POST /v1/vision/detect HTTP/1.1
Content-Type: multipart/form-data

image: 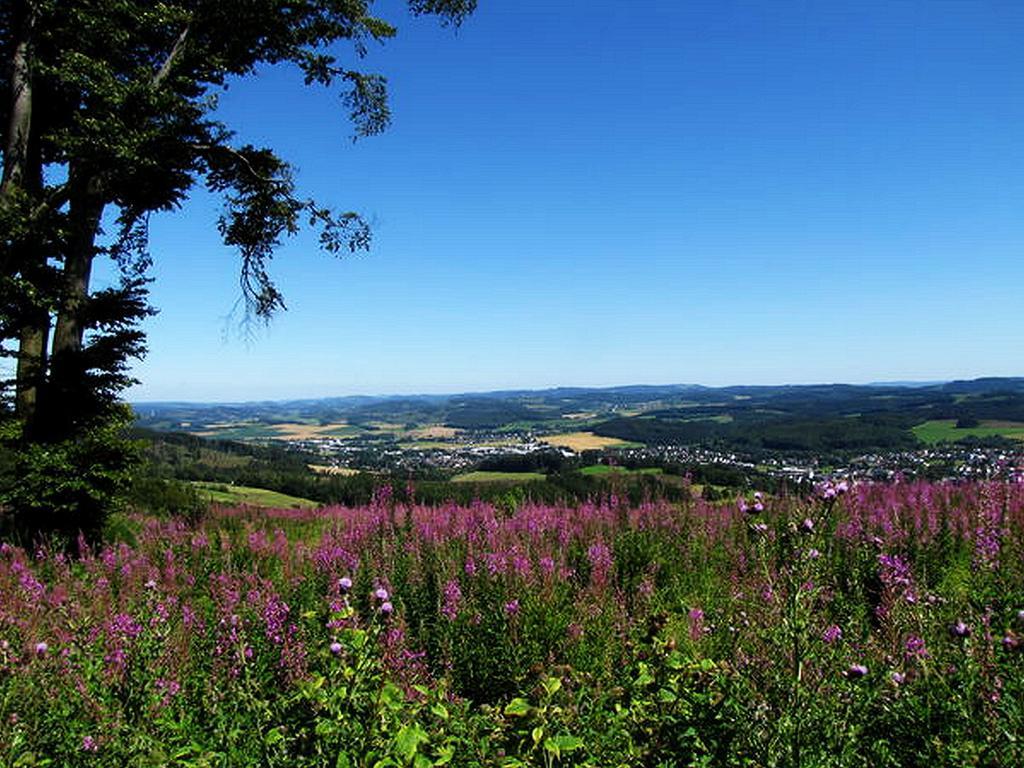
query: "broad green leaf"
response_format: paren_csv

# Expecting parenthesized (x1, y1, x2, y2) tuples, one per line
(503, 698, 532, 716)
(541, 676, 562, 696)
(395, 724, 429, 761)
(546, 734, 584, 754)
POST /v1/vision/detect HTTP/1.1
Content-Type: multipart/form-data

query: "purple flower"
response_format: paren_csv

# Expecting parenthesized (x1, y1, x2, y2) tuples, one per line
(441, 579, 462, 621)
(737, 498, 749, 514)
(751, 522, 769, 536)
(504, 599, 520, 616)
(822, 625, 842, 644)
(807, 548, 821, 560)
(374, 587, 389, 601)
(845, 663, 868, 679)
(329, 641, 343, 655)
(380, 601, 394, 615)
(799, 518, 815, 534)
(890, 671, 906, 685)
(338, 577, 353, 593)
(34, 642, 48, 656)
(904, 635, 929, 660)
(1002, 635, 1019, 651)
(82, 736, 98, 752)
(951, 620, 971, 639)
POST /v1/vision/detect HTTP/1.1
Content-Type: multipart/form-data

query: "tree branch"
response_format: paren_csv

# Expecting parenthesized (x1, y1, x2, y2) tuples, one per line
(153, 24, 191, 88)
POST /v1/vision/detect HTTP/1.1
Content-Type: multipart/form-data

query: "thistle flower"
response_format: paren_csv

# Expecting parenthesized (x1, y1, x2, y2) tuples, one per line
(951, 620, 971, 639)
(338, 577, 353, 593)
(800, 518, 815, 534)
(504, 599, 520, 616)
(380, 601, 394, 616)
(890, 671, 906, 685)
(34, 642, 47, 656)
(822, 624, 842, 644)
(82, 736, 98, 752)
(329, 641, 343, 655)
(374, 587, 389, 602)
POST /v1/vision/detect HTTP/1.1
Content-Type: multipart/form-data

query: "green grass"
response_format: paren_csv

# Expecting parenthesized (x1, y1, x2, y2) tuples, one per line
(450, 471, 547, 483)
(190, 482, 320, 508)
(912, 419, 1024, 444)
(579, 464, 663, 476)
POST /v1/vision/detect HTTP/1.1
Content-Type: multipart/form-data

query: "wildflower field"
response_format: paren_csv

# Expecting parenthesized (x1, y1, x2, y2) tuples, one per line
(2, 481, 1023, 766)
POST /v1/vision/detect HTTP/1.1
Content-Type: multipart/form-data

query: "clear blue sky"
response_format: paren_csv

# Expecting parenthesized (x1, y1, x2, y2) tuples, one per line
(115, 0, 1024, 402)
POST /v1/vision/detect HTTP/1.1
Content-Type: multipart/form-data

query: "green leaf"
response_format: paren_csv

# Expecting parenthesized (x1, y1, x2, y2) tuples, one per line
(503, 698, 532, 716)
(381, 682, 405, 710)
(544, 735, 584, 758)
(541, 676, 562, 696)
(395, 724, 429, 761)
(532, 726, 544, 746)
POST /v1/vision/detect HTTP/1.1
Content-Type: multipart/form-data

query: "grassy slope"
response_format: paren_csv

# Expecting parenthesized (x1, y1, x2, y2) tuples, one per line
(191, 482, 320, 509)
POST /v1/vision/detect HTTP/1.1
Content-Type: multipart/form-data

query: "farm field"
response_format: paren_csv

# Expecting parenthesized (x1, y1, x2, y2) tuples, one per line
(2, 480, 1023, 765)
(540, 431, 637, 451)
(912, 419, 1024, 444)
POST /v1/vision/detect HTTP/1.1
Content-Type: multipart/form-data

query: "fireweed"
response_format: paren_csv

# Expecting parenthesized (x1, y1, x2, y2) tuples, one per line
(0, 480, 1021, 765)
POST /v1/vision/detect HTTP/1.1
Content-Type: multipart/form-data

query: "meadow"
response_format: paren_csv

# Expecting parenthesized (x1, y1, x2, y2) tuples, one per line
(1, 480, 1023, 766)
(912, 419, 1024, 444)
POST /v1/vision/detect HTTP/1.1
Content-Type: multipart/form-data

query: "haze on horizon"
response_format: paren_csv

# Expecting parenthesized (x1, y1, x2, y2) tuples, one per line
(104, 0, 1022, 403)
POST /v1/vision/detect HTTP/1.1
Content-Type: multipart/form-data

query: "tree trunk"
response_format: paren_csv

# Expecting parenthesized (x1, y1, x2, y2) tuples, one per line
(0, 2, 33, 200)
(1, 1, 50, 423)
(51, 177, 105, 359)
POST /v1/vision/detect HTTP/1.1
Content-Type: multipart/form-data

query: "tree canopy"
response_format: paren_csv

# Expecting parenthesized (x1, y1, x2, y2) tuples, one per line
(0, 0, 477, 542)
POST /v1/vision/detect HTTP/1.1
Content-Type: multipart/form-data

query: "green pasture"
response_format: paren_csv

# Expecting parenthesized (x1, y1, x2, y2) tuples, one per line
(450, 471, 547, 483)
(579, 464, 664, 476)
(191, 482, 320, 509)
(912, 419, 1024, 444)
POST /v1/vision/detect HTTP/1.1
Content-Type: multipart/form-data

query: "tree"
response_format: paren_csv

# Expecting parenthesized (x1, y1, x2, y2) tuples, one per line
(0, 0, 477, 544)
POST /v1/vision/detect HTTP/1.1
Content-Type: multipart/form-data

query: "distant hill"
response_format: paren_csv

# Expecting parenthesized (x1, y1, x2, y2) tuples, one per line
(133, 377, 1024, 457)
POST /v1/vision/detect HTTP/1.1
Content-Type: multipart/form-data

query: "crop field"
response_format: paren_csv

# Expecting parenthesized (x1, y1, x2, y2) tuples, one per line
(307, 465, 362, 477)
(2, 481, 1023, 765)
(268, 422, 362, 440)
(912, 419, 1024, 444)
(540, 431, 636, 451)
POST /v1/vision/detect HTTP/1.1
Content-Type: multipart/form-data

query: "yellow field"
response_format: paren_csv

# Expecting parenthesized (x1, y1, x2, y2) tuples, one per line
(269, 422, 354, 440)
(540, 431, 629, 452)
(407, 426, 460, 440)
(307, 464, 360, 476)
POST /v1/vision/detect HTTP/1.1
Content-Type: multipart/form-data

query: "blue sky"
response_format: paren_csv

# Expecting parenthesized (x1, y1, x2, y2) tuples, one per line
(117, 0, 1024, 402)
